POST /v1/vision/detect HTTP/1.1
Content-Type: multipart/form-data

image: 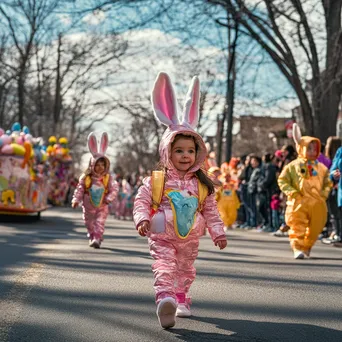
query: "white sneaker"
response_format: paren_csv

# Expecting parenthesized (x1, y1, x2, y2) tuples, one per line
(90, 239, 101, 248)
(294, 250, 305, 259)
(176, 303, 191, 317)
(156, 297, 177, 329)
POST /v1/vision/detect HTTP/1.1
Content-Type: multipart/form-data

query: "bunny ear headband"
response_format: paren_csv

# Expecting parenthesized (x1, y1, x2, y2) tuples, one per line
(292, 123, 302, 146)
(151, 72, 200, 129)
(87, 132, 109, 157)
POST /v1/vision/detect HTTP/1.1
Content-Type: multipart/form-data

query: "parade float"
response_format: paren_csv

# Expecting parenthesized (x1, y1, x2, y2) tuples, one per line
(47, 136, 73, 206)
(0, 123, 49, 218)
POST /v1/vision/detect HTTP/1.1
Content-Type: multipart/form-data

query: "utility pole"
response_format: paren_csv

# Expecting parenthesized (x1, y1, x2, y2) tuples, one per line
(216, 113, 224, 165)
(225, 14, 239, 163)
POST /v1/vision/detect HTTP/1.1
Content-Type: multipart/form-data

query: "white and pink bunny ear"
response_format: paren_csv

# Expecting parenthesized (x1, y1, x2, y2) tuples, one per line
(87, 132, 98, 156)
(99, 132, 109, 155)
(292, 123, 302, 145)
(182, 76, 200, 129)
(151, 72, 180, 126)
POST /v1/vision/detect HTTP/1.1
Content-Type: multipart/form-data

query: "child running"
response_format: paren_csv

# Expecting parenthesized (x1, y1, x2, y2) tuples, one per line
(133, 72, 227, 329)
(72, 132, 118, 248)
(278, 124, 332, 259)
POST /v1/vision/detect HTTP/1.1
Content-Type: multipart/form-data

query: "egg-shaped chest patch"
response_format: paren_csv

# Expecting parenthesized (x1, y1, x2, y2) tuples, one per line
(165, 189, 198, 239)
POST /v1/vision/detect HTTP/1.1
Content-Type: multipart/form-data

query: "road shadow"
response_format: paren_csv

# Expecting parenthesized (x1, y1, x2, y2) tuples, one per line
(171, 315, 342, 342)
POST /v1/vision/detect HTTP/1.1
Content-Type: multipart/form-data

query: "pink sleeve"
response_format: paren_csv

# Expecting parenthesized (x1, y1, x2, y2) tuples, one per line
(201, 193, 226, 243)
(72, 174, 86, 204)
(133, 176, 152, 228)
(105, 175, 119, 203)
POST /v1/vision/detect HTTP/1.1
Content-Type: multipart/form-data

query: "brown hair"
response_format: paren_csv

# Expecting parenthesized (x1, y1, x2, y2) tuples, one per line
(325, 136, 342, 160)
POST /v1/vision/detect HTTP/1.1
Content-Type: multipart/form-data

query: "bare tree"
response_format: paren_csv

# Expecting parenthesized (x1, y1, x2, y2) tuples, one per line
(0, 33, 17, 127)
(0, 0, 62, 126)
(198, 0, 342, 141)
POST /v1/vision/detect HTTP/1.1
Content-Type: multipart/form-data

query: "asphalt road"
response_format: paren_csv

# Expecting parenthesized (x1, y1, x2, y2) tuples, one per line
(0, 207, 341, 342)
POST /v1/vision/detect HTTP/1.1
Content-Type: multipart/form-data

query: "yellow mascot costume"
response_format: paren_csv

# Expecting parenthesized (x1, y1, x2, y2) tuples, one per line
(278, 124, 332, 259)
(217, 172, 240, 229)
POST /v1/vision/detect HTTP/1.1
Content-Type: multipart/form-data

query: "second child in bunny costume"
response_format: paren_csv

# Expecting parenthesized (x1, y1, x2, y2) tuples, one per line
(133, 72, 227, 329)
(72, 132, 118, 248)
(278, 124, 332, 259)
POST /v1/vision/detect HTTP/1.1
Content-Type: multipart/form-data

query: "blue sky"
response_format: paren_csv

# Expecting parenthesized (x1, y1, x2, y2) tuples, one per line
(67, 0, 296, 112)
(1, 0, 296, 119)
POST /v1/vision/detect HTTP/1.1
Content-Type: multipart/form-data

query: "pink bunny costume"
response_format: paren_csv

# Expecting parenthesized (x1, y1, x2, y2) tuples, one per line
(72, 132, 118, 243)
(133, 72, 226, 307)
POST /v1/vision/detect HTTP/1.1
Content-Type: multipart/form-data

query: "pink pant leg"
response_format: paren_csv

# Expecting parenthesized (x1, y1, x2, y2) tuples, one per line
(149, 238, 178, 304)
(148, 237, 199, 304)
(174, 238, 199, 296)
(83, 204, 96, 239)
(83, 201, 109, 241)
(93, 206, 109, 240)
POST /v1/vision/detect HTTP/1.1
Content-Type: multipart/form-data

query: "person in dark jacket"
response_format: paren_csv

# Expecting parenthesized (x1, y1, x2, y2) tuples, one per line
(247, 155, 262, 229)
(238, 155, 253, 228)
(257, 153, 280, 231)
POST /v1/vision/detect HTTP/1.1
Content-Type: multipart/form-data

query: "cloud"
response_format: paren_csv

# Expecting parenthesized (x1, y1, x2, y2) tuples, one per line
(56, 14, 72, 25)
(82, 10, 106, 26)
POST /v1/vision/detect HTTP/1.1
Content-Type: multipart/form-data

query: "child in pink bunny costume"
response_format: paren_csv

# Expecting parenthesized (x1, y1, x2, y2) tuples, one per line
(72, 132, 118, 248)
(133, 72, 227, 329)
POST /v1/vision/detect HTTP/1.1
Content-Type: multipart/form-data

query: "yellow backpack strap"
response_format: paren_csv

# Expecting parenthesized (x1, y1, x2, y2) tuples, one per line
(151, 170, 165, 212)
(84, 175, 91, 189)
(103, 174, 110, 191)
(197, 178, 208, 211)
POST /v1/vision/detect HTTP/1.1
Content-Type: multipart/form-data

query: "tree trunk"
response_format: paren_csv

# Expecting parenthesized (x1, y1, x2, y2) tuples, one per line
(17, 69, 25, 126)
(53, 34, 62, 133)
(312, 0, 342, 142)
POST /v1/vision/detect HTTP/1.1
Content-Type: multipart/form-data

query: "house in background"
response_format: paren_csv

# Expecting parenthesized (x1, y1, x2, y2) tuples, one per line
(207, 115, 294, 160)
(231, 115, 293, 157)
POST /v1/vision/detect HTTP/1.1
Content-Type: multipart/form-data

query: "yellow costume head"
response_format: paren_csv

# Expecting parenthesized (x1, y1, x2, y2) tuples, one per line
(293, 124, 320, 161)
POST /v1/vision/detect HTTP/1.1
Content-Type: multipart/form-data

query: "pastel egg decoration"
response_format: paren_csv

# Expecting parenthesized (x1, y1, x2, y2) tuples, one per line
(0, 134, 12, 149)
(11, 143, 26, 156)
(25, 134, 33, 143)
(1, 144, 14, 154)
(11, 122, 21, 133)
(11, 122, 21, 138)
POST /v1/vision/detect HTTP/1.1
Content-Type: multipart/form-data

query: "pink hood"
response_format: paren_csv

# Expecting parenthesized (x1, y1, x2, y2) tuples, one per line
(87, 131, 110, 175)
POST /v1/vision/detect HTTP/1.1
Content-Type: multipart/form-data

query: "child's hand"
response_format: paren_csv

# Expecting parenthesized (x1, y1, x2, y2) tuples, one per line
(137, 221, 150, 236)
(215, 239, 227, 250)
(333, 169, 340, 180)
(71, 202, 79, 209)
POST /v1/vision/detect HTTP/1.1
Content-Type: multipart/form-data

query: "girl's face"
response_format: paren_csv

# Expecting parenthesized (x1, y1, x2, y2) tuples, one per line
(171, 136, 196, 176)
(94, 159, 106, 175)
(307, 141, 318, 160)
